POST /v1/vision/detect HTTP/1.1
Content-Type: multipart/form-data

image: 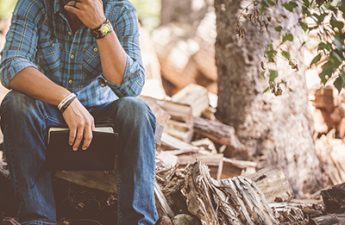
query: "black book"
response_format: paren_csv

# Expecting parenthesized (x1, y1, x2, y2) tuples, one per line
(46, 126, 118, 171)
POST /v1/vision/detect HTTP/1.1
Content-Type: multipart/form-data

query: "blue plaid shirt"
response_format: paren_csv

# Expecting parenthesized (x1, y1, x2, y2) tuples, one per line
(0, 0, 145, 108)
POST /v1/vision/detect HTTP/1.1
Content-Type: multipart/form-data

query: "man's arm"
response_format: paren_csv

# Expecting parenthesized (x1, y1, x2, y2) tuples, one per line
(65, 0, 145, 97)
(1, 0, 95, 151)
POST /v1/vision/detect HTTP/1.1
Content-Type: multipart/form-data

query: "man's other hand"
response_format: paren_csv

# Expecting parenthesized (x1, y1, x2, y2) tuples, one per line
(62, 99, 95, 151)
(64, 0, 106, 29)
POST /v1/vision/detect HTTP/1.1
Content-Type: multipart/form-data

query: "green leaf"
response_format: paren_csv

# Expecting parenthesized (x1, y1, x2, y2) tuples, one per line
(282, 33, 294, 42)
(310, 53, 321, 66)
(283, 1, 298, 12)
(318, 42, 332, 51)
(265, 44, 277, 63)
(312, 13, 327, 24)
(302, 0, 310, 7)
(334, 76, 344, 93)
(275, 26, 283, 32)
(299, 21, 308, 32)
(269, 70, 278, 82)
(330, 16, 344, 31)
(281, 50, 291, 60)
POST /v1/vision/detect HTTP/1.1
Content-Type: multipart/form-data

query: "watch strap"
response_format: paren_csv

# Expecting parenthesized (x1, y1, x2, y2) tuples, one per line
(91, 19, 113, 39)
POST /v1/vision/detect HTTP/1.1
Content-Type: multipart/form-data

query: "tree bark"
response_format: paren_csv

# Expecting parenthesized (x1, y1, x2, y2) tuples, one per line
(214, 0, 322, 195)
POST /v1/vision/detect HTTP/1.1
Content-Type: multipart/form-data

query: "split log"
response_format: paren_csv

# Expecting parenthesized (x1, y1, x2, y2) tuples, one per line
(321, 182, 345, 214)
(161, 133, 198, 151)
(142, 96, 194, 143)
(314, 87, 335, 113)
(315, 133, 345, 186)
(221, 157, 257, 179)
(193, 117, 246, 157)
(245, 168, 294, 203)
(181, 162, 278, 225)
(310, 214, 345, 225)
(177, 153, 223, 180)
(171, 84, 209, 117)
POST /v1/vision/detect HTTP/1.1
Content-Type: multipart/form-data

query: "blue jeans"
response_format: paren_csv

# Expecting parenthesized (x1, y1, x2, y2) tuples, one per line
(0, 90, 158, 225)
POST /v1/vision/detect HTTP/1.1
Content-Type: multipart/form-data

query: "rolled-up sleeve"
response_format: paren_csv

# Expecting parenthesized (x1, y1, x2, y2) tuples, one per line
(106, 4, 145, 97)
(0, 0, 40, 89)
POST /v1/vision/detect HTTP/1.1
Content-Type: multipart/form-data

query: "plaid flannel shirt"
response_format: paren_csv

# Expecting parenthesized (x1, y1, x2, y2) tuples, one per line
(0, 0, 145, 108)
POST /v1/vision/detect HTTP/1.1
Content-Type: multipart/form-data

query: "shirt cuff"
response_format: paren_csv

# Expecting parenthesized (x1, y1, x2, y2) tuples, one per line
(105, 54, 140, 97)
(0, 57, 38, 88)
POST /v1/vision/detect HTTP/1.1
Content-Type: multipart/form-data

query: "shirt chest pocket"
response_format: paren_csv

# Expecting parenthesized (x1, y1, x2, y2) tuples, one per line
(82, 45, 102, 79)
(36, 41, 61, 73)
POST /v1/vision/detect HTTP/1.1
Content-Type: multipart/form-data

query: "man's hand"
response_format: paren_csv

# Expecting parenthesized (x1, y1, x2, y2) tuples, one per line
(64, 0, 106, 29)
(62, 99, 95, 151)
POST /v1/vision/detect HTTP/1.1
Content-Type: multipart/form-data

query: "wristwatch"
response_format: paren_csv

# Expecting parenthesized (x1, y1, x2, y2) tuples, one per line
(91, 19, 113, 39)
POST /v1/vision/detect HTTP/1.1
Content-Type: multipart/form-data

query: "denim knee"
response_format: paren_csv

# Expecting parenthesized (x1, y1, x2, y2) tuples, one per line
(0, 90, 43, 120)
(115, 97, 156, 128)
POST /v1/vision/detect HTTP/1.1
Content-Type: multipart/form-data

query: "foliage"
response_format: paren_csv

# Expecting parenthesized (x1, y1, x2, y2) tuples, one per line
(239, 0, 344, 95)
(130, 0, 161, 30)
(0, 0, 17, 19)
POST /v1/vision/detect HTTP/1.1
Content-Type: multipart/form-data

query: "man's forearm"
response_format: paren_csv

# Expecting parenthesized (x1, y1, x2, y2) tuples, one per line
(96, 31, 127, 85)
(9, 67, 71, 106)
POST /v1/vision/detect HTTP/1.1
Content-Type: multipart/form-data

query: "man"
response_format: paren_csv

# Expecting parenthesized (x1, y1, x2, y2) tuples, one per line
(0, 0, 171, 224)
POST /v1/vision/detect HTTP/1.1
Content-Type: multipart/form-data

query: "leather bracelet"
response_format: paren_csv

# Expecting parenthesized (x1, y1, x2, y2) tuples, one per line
(60, 95, 77, 114)
(58, 93, 76, 111)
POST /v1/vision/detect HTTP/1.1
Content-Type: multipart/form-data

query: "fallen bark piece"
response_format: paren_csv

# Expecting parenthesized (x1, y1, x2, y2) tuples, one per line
(310, 213, 345, 225)
(181, 162, 278, 225)
(173, 214, 201, 225)
(321, 182, 345, 213)
(270, 202, 307, 225)
(193, 117, 246, 157)
(246, 168, 294, 203)
(155, 182, 175, 218)
(269, 200, 324, 225)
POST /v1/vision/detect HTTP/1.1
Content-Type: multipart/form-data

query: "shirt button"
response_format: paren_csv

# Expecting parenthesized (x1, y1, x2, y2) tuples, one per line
(70, 54, 75, 59)
(68, 79, 73, 85)
(99, 78, 107, 87)
(93, 47, 98, 52)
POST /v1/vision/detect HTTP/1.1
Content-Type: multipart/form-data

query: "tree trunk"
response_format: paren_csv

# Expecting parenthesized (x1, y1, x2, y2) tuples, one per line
(214, 0, 322, 195)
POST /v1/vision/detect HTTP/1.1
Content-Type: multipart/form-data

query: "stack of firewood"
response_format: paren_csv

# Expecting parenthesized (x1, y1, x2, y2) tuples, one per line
(310, 87, 345, 187)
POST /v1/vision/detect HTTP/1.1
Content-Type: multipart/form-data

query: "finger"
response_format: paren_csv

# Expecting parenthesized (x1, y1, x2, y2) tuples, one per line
(82, 122, 93, 150)
(69, 125, 77, 146)
(64, 4, 82, 16)
(90, 116, 95, 131)
(73, 125, 84, 151)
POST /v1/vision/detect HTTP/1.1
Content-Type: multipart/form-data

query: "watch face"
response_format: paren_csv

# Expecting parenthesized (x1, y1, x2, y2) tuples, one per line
(100, 25, 110, 34)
